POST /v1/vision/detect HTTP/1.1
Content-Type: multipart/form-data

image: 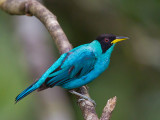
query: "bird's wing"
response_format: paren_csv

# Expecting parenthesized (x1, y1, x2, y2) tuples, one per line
(39, 46, 97, 89)
(15, 53, 69, 102)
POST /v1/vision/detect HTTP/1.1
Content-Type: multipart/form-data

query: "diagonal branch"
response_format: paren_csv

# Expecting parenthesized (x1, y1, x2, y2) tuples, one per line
(0, 0, 117, 120)
(0, 0, 72, 54)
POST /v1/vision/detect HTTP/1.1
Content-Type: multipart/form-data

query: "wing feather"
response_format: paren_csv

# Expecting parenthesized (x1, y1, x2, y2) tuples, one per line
(40, 47, 97, 89)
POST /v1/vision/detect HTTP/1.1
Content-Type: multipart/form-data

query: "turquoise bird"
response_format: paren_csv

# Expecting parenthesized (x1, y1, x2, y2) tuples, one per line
(15, 34, 128, 103)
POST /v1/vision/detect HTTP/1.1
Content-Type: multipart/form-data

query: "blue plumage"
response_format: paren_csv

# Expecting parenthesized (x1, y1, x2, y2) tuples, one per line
(15, 34, 128, 103)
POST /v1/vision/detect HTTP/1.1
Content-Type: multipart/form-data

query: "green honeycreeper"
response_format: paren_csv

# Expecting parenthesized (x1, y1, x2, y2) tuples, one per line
(15, 34, 128, 103)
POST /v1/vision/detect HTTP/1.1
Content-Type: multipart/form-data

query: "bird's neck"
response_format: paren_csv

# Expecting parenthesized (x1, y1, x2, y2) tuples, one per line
(90, 40, 116, 58)
(90, 41, 116, 73)
(99, 43, 116, 70)
(103, 43, 116, 59)
(98, 43, 116, 66)
(89, 40, 103, 56)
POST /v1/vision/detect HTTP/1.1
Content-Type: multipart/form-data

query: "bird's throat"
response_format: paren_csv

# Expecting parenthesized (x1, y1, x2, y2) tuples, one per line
(98, 41, 113, 53)
(103, 44, 116, 57)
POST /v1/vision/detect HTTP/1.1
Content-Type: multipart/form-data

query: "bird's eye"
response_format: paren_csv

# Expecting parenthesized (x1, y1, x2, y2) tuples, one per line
(104, 38, 109, 42)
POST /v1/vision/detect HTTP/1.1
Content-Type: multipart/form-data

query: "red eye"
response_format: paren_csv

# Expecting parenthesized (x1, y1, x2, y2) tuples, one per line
(104, 38, 109, 42)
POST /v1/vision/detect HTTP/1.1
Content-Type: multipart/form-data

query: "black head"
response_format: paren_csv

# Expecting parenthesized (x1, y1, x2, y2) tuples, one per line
(96, 34, 116, 53)
(96, 34, 128, 53)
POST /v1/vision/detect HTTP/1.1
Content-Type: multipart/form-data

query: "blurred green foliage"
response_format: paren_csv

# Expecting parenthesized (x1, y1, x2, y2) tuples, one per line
(0, 11, 36, 120)
(0, 0, 160, 120)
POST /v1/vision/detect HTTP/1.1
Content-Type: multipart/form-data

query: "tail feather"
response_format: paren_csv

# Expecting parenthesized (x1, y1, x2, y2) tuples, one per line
(15, 81, 38, 103)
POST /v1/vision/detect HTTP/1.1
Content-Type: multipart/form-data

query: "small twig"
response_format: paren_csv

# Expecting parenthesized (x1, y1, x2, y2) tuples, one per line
(100, 96, 117, 120)
(0, 0, 117, 119)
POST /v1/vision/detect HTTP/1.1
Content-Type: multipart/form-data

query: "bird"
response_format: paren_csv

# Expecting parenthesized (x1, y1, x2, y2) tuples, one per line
(15, 34, 128, 103)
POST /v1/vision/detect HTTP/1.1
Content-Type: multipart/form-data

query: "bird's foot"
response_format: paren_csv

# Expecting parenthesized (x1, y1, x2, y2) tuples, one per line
(69, 90, 96, 106)
(78, 98, 96, 106)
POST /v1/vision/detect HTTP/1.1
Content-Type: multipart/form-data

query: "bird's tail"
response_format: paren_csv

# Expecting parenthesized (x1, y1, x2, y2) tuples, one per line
(15, 81, 39, 103)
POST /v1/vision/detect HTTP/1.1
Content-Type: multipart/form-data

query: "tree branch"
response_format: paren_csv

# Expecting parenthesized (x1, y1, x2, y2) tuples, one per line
(0, 0, 117, 120)
(0, 0, 72, 54)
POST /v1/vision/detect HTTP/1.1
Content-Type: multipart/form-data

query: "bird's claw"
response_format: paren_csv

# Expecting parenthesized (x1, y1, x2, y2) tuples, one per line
(78, 98, 85, 103)
(69, 90, 96, 106)
(78, 98, 96, 106)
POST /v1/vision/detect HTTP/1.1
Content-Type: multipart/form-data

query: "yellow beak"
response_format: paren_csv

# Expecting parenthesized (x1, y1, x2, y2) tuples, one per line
(111, 36, 129, 44)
